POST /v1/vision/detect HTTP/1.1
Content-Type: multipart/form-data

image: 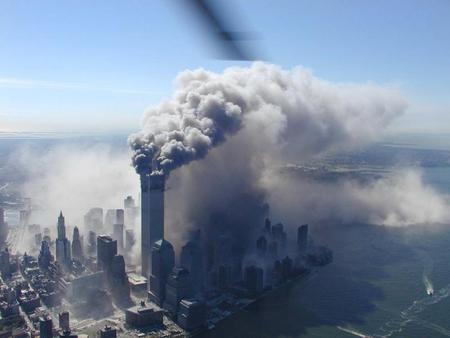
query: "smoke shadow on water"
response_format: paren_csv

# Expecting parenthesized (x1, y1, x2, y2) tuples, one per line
(198, 223, 423, 338)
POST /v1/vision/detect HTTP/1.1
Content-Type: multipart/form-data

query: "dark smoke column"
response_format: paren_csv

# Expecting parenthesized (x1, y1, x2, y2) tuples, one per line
(140, 172, 165, 277)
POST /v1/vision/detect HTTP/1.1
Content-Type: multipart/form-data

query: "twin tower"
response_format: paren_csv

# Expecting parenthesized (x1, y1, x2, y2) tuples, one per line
(140, 172, 165, 278)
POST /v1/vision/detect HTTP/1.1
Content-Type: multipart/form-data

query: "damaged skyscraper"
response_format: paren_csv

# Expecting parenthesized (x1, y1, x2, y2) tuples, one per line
(140, 172, 165, 277)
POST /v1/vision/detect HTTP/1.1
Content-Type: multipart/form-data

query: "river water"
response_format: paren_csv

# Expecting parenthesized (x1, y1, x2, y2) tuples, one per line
(200, 166, 450, 338)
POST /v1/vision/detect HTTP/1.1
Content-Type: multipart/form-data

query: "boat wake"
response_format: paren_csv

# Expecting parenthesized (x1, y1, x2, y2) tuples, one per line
(421, 250, 435, 296)
(373, 251, 450, 337)
(337, 326, 372, 337)
(423, 274, 434, 296)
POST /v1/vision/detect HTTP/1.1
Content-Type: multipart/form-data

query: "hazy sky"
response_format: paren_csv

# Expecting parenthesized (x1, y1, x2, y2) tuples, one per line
(1, 0, 449, 133)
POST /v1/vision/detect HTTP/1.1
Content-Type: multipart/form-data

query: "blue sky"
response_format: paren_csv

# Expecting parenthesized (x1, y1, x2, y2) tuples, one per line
(1, 0, 449, 133)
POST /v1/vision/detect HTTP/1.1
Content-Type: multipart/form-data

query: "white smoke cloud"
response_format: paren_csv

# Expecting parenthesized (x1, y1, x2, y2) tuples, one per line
(12, 142, 138, 233)
(263, 169, 450, 227)
(132, 62, 448, 237)
(129, 62, 406, 175)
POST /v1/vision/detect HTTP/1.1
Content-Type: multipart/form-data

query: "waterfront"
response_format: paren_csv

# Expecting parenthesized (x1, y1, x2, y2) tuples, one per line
(201, 166, 450, 338)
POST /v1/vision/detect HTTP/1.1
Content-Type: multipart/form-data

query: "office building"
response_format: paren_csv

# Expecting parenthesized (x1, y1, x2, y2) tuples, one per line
(125, 229, 135, 252)
(113, 223, 124, 253)
(58, 311, 70, 332)
(71, 227, 83, 261)
(38, 240, 53, 269)
(180, 240, 204, 295)
(97, 236, 117, 271)
(163, 267, 192, 317)
(0, 207, 7, 246)
(87, 230, 97, 256)
(39, 315, 53, 338)
(148, 239, 174, 306)
(297, 224, 308, 252)
(0, 247, 11, 279)
(99, 326, 117, 338)
(55, 212, 71, 267)
(84, 207, 103, 232)
(177, 299, 207, 331)
(140, 173, 165, 277)
(110, 255, 130, 301)
(244, 265, 264, 295)
(125, 301, 163, 327)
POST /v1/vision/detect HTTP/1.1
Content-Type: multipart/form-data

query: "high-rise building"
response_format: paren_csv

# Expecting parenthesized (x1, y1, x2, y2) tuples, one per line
(87, 230, 97, 256)
(125, 229, 135, 252)
(57, 211, 66, 240)
(148, 239, 174, 306)
(58, 311, 70, 332)
(39, 316, 53, 338)
(256, 236, 267, 256)
(0, 207, 7, 246)
(124, 196, 135, 209)
(110, 255, 130, 301)
(99, 325, 117, 338)
(38, 240, 54, 269)
(113, 223, 124, 253)
(272, 222, 287, 249)
(177, 299, 207, 331)
(264, 218, 271, 234)
(164, 267, 192, 317)
(71, 227, 83, 261)
(104, 209, 124, 232)
(104, 209, 116, 229)
(297, 224, 308, 252)
(244, 265, 264, 295)
(0, 207, 4, 226)
(0, 247, 11, 279)
(124, 196, 137, 227)
(55, 212, 71, 267)
(19, 209, 30, 227)
(141, 173, 165, 277)
(115, 209, 124, 225)
(84, 208, 103, 232)
(180, 240, 205, 295)
(97, 236, 117, 271)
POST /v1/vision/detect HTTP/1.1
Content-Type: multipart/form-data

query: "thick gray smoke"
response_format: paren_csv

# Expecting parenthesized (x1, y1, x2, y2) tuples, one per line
(129, 62, 406, 175)
(130, 62, 437, 249)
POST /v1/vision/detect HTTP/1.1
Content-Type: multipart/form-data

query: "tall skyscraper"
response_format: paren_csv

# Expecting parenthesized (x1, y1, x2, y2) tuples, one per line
(297, 224, 308, 252)
(141, 173, 165, 277)
(57, 211, 66, 240)
(84, 207, 103, 232)
(0, 247, 11, 279)
(110, 255, 130, 301)
(244, 265, 264, 295)
(125, 229, 135, 252)
(124, 195, 137, 227)
(55, 211, 71, 267)
(180, 240, 205, 295)
(97, 235, 117, 271)
(88, 230, 97, 256)
(38, 240, 53, 269)
(0, 207, 7, 247)
(148, 239, 174, 306)
(124, 196, 135, 209)
(39, 316, 53, 338)
(71, 226, 83, 261)
(113, 223, 124, 253)
(163, 267, 192, 317)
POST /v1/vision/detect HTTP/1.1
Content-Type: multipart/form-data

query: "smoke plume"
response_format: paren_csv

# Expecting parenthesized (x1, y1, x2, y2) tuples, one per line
(131, 62, 450, 243)
(129, 62, 406, 175)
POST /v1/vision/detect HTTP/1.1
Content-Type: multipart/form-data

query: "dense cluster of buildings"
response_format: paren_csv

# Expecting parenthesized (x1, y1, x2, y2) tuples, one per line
(0, 173, 332, 337)
(139, 172, 331, 331)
